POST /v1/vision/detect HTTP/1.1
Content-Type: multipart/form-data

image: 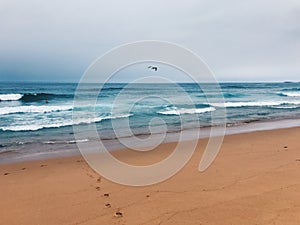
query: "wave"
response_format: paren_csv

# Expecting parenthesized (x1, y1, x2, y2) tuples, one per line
(158, 106, 215, 115)
(223, 93, 247, 98)
(0, 93, 72, 102)
(0, 105, 73, 115)
(272, 105, 299, 109)
(21, 93, 72, 102)
(0, 114, 132, 131)
(211, 101, 300, 108)
(0, 94, 23, 101)
(222, 85, 244, 89)
(277, 92, 300, 97)
(102, 87, 125, 91)
(281, 88, 300, 92)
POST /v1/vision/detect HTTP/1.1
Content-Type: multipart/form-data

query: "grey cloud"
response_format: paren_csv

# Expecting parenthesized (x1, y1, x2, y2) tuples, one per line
(0, 0, 299, 82)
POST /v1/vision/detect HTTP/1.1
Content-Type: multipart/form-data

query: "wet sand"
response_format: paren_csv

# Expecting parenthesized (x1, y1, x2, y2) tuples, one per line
(1, 127, 300, 225)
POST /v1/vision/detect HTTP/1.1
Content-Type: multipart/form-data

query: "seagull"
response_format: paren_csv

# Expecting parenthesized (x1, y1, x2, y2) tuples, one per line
(148, 66, 158, 71)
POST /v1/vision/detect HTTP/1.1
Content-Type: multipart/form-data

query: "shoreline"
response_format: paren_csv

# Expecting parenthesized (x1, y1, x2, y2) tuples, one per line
(1, 117, 300, 164)
(1, 126, 300, 224)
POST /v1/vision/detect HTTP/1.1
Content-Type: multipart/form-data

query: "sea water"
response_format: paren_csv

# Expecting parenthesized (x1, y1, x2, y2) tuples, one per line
(1, 82, 300, 162)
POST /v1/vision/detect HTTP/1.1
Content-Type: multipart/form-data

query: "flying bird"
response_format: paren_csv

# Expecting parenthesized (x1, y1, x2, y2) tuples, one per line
(148, 66, 158, 71)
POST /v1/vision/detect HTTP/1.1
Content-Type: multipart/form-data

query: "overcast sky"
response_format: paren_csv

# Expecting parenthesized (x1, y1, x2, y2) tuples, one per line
(0, 0, 299, 82)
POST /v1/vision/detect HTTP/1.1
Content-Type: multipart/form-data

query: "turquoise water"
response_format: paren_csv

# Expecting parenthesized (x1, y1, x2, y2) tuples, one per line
(1, 82, 300, 162)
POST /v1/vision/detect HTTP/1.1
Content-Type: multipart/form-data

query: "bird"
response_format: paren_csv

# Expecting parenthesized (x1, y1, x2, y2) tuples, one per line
(148, 66, 158, 71)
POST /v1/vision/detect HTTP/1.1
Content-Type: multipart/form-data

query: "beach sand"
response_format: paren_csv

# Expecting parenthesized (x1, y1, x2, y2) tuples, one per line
(1, 127, 300, 225)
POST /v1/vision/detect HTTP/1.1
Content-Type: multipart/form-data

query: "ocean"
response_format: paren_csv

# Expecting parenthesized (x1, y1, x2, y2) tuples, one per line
(1, 82, 300, 163)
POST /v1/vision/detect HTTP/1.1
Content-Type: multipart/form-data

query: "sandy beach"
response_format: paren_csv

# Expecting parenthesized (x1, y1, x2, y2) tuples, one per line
(1, 127, 300, 225)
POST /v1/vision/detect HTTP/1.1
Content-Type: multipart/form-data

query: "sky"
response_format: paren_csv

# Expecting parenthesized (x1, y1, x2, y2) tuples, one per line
(0, 0, 299, 82)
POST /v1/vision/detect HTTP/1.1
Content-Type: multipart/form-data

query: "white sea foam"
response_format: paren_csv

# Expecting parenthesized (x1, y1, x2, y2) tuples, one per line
(0, 114, 132, 131)
(43, 139, 89, 144)
(0, 94, 23, 101)
(158, 107, 215, 115)
(43, 141, 57, 144)
(68, 139, 89, 144)
(272, 105, 299, 109)
(0, 105, 73, 115)
(279, 92, 300, 97)
(211, 101, 300, 108)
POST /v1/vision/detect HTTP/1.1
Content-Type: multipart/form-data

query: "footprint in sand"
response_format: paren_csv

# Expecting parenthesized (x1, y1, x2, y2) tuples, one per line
(114, 211, 123, 218)
(95, 186, 101, 191)
(21, 167, 26, 170)
(97, 177, 101, 182)
(103, 193, 110, 197)
(4, 172, 9, 176)
(105, 203, 111, 208)
(40, 164, 47, 167)
(87, 173, 94, 178)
